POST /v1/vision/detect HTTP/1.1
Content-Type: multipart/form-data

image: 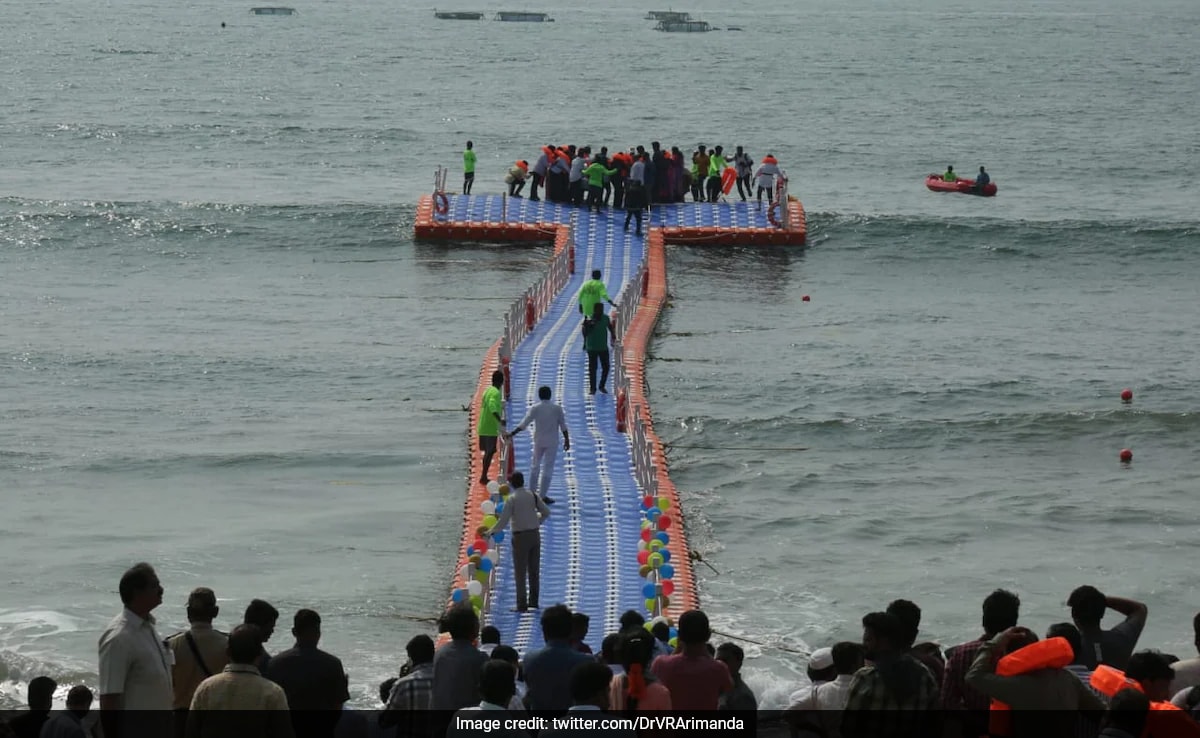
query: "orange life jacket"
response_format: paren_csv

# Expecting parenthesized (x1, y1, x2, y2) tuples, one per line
(988, 637, 1074, 736)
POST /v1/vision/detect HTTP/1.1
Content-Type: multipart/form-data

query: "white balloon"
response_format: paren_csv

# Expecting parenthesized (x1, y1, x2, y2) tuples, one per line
(486, 550, 500, 564)
(486, 480, 500, 495)
(459, 564, 469, 581)
(468, 580, 483, 597)
(481, 500, 496, 515)
(638, 540, 647, 551)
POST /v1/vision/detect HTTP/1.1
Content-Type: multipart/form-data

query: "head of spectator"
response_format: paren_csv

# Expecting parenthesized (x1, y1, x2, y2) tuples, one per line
(407, 634, 435, 667)
(291, 608, 321, 648)
(65, 685, 93, 717)
(861, 611, 906, 662)
(379, 677, 397, 706)
(833, 641, 866, 676)
(571, 613, 590, 648)
(538, 386, 552, 402)
(1104, 688, 1150, 736)
(491, 370, 504, 388)
(651, 621, 670, 647)
(227, 624, 264, 665)
(600, 633, 621, 666)
(716, 642, 745, 679)
(807, 646, 836, 683)
(540, 604, 573, 644)
(887, 599, 922, 650)
(1068, 585, 1108, 631)
(119, 562, 163, 617)
(244, 599, 279, 642)
(1046, 622, 1084, 662)
(1125, 650, 1175, 702)
(490, 645, 519, 669)
(27, 676, 57, 712)
(508, 471, 525, 490)
(481, 626, 501, 647)
(570, 662, 614, 710)
(620, 629, 656, 674)
(676, 610, 712, 654)
(186, 587, 219, 625)
(443, 603, 480, 644)
(478, 660, 517, 708)
(619, 610, 645, 633)
(982, 589, 1021, 637)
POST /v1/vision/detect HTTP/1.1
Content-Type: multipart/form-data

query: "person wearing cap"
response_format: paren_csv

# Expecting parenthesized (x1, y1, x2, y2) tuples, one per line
(505, 160, 529, 198)
(39, 685, 94, 738)
(786, 642, 864, 737)
(165, 588, 230, 733)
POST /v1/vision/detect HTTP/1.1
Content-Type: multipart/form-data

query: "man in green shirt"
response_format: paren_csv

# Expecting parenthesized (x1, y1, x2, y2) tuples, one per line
(477, 369, 505, 484)
(463, 140, 476, 195)
(578, 270, 614, 318)
(582, 303, 616, 395)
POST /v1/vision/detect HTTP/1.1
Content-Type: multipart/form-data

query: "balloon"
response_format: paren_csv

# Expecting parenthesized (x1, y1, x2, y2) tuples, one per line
(660, 595, 670, 609)
(648, 552, 663, 569)
(452, 588, 467, 603)
(470, 594, 483, 610)
(668, 636, 678, 650)
(660, 564, 675, 579)
(641, 528, 653, 542)
(475, 570, 489, 584)
(479, 558, 494, 573)
(657, 497, 671, 511)
(493, 530, 505, 543)
(474, 539, 488, 554)
(468, 580, 482, 597)
(487, 480, 500, 495)
(486, 549, 499, 564)
(482, 515, 498, 529)
(642, 496, 655, 509)
(645, 598, 656, 613)
(642, 583, 657, 598)
(481, 500, 496, 515)
(498, 483, 510, 495)
(660, 549, 671, 563)
(648, 540, 662, 552)
(655, 532, 669, 545)
(469, 554, 482, 566)
(637, 550, 650, 565)
(458, 564, 469, 580)
(466, 546, 475, 557)
(644, 622, 654, 633)
(662, 580, 675, 596)
(669, 626, 678, 639)
(657, 515, 672, 530)
(638, 540, 647, 552)
(639, 564, 652, 577)
(646, 508, 661, 522)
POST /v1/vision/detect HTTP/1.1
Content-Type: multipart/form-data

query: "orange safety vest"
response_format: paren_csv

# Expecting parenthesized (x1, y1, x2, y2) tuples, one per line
(988, 637, 1074, 736)
(1089, 665, 1188, 720)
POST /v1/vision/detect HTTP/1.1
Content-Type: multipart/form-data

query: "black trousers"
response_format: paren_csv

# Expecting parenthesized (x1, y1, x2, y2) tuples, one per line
(569, 179, 585, 205)
(587, 350, 611, 393)
(612, 177, 625, 209)
(530, 171, 544, 199)
(707, 175, 722, 202)
(509, 179, 525, 196)
(623, 208, 643, 234)
(736, 174, 751, 200)
(586, 184, 604, 211)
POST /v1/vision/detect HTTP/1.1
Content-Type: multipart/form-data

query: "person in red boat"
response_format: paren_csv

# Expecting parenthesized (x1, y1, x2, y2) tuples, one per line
(974, 166, 991, 194)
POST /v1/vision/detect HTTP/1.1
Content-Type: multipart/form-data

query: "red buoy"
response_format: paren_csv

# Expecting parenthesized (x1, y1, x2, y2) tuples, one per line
(1120, 388, 1133, 403)
(1119, 448, 1133, 463)
(801, 295, 811, 302)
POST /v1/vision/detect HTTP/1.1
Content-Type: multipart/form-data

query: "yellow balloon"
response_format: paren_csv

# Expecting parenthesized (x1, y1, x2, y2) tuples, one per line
(648, 540, 663, 552)
(482, 515, 498, 529)
(648, 552, 663, 569)
(657, 497, 670, 511)
(475, 570, 489, 584)
(498, 483, 510, 495)
(645, 598, 656, 612)
(470, 595, 483, 609)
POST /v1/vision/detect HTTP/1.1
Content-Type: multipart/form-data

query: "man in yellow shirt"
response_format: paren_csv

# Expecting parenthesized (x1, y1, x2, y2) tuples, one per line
(477, 370, 505, 485)
(944, 165, 957, 182)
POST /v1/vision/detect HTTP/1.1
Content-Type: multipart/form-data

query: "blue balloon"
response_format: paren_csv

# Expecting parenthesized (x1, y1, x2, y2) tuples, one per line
(655, 532, 669, 545)
(646, 508, 661, 522)
(466, 546, 475, 557)
(642, 583, 657, 598)
(660, 549, 671, 562)
(452, 589, 467, 603)
(493, 530, 505, 543)
(479, 558, 494, 573)
(660, 564, 675, 579)
(669, 627, 678, 639)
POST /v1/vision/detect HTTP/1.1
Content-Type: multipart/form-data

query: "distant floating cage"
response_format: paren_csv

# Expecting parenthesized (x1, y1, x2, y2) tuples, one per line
(645, 10, 691, 22)
(655, 19, 712, 32)
(494, 10, 553, 21)
(249, 6, 296, 14)
(434, 10, 484, 19)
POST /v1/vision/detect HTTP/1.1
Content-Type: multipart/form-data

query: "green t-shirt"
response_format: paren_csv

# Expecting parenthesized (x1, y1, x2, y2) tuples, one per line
(464, 149, 477, 174)
(583, 163, 617, 188)
(478, 385, 502, 436)
(944, 170, 956, 182)
(584, 314, 611, 353)
(578, 278, 609, 316)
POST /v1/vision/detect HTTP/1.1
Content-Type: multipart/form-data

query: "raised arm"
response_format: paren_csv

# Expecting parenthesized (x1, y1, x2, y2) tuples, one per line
(1105, 595, 1149, 624)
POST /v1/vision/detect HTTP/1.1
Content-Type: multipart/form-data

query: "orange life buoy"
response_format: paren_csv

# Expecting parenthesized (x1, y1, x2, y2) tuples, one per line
(768, 201, 782, 227)
(433, 192, 449, 215)
(720, 167, 737, 195)
(989, 638, 1073, 736)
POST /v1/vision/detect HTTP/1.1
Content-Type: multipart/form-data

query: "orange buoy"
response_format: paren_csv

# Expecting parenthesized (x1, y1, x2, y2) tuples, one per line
(433, 192, 450, 215)
(1119, 448, 1133, 463)
(720, 167, 736, 195)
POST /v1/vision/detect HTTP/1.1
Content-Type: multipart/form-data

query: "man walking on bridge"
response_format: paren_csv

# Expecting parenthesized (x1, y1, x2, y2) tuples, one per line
(583, 303, 617, 396)
(507, 386, 568, 505)
(578, 270, 615, 319)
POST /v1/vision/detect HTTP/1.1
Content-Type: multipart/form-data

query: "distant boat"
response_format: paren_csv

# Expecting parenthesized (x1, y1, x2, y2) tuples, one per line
(645, 10, 691, 22)
(726, 25, 743, 31)
(655, 19, 712, 32)
(250, 6, 296, 14)
(494, 11, 553, 22)
(434, 10, 484, 20)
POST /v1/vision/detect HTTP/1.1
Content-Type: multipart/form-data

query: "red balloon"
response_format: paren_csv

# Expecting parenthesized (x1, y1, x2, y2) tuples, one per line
(473, 538, 488, 554)
(640, 528, 653, 542)
(637, 550, 650, 565)
(642, 496, 655, 509)
(661, 580, 675, 596)
(657, 515, 672, 530)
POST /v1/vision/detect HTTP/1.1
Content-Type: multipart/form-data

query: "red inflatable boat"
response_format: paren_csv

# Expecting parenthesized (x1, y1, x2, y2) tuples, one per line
(925, 174, 997, 197)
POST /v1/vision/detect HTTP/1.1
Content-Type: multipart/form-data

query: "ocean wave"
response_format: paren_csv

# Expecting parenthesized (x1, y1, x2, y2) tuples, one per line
(69, 449, 415, 474)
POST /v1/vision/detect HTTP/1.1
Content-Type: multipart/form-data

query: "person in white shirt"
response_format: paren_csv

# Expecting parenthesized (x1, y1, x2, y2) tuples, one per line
(98, 562, 173, 738)
(786, 642, 863, 738)
(486, 472, 550, 612)
(507, 386, 569, 505)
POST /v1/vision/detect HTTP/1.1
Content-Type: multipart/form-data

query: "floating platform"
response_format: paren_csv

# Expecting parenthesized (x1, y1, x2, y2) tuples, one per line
(656, 19, 712, 32)
(645, 10, 692, 22)
(415, 194, 807, 246)
(435, 10, 484, 20)
(428, 192, 804, 654)
(494, 11, 553, 22)
(249, 6, 296, 14)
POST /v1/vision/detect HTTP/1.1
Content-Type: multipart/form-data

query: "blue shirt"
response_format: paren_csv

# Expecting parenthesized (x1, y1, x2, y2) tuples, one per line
(976, 171, 990, 186)
(523, 641, 596, 712)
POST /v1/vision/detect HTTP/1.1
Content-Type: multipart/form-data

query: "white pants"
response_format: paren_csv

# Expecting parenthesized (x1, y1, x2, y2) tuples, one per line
(529, 442, 558, 496)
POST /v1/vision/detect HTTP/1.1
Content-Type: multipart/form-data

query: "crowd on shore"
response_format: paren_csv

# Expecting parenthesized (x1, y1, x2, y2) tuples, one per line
(4, 562, 1200, 738)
